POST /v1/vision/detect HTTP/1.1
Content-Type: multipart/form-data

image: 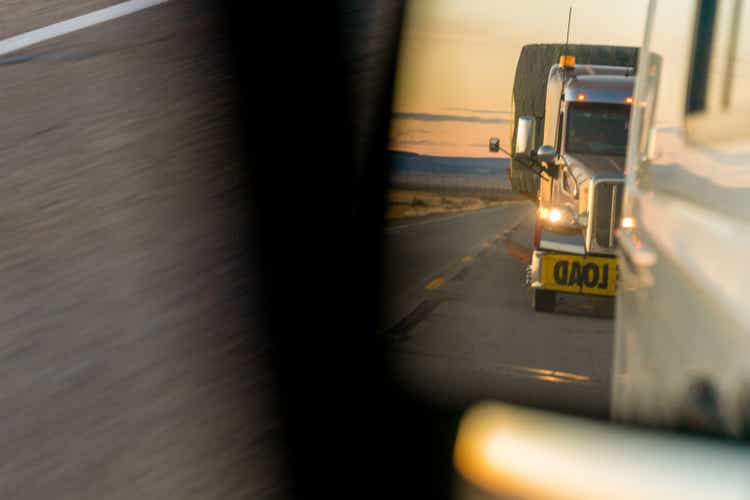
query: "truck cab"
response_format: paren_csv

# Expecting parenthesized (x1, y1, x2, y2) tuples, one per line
(522, 58, 635, 312)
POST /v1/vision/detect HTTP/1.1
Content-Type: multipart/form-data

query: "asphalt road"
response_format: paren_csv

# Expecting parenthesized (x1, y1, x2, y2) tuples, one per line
(0, 2, 285, 498)
(382, 203, 529, 330)
(382, 202, 615, 419)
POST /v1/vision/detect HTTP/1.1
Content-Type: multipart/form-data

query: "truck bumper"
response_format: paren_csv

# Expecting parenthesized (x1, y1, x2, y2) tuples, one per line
(527, 249, 617, 297)
(528, 249, 545, 289)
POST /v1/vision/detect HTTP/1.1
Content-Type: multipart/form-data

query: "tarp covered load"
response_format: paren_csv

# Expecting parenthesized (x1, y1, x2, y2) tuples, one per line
(509, 43, 639, 196)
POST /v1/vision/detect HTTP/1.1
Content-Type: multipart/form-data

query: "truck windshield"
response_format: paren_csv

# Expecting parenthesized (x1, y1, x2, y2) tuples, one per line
(565, 103, 630, 156)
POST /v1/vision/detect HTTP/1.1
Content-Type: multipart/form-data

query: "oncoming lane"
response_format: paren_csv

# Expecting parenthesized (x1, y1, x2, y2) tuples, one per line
(381, 202, 531, 331)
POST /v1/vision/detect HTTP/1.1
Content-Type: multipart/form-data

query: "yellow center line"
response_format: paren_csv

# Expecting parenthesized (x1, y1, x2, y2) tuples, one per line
(534, 375, 574, 384)
(518, 367, 592, 381)
(425, 278, 445, 290)
(462, 256, 474, 264)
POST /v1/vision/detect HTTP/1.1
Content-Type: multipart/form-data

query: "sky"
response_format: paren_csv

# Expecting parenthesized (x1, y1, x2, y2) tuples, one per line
(389, 0, 650, 158)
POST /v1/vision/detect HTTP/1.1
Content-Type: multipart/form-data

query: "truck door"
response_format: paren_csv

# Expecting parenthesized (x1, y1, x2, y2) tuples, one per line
(539, 112, 564, 205)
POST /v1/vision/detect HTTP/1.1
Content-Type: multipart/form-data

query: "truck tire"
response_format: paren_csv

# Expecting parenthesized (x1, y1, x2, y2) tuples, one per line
(533, 289, 556, 313)
(603, 297, 615, 318)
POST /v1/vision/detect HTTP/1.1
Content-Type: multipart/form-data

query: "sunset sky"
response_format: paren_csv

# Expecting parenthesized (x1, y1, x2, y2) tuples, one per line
(389, 0, 650, 158)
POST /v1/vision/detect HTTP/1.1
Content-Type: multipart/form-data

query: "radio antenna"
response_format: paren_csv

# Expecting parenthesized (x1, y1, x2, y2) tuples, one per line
(560, 6, 573, 79)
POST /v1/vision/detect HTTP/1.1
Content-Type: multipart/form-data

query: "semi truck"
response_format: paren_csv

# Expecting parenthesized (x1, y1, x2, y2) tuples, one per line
(497, 44, 639, 313)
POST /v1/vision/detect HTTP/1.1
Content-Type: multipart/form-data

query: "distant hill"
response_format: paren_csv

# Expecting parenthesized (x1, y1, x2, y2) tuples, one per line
(389, 150, 508, 175)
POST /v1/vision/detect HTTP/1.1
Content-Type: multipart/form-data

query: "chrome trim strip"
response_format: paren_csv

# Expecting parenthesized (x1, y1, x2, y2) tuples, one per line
(529, 250, 543, 288)
(539, 229, 586, 255)
(541, 240, 587, 255)
(609, 184, 618, 247)
(586, 177, 624, 255)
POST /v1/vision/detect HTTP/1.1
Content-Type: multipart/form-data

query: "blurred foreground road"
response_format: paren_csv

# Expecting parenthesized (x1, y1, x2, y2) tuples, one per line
(383, 202, 614, 418)
(0, 2, 285, 498)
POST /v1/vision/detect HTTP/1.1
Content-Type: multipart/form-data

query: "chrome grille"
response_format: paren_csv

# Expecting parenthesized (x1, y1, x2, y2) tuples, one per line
(592, 182, 624, 249)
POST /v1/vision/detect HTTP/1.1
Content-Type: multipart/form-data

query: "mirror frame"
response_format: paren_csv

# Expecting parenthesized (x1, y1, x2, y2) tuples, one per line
(536, 145, 559, 178)
(515, 115, 536, 157)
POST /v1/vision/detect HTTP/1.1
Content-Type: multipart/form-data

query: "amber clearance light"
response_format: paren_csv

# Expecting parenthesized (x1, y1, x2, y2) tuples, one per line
(625, 96, 634, 104)
(576, 93, 586, 102)
(559, 55, 576, 67)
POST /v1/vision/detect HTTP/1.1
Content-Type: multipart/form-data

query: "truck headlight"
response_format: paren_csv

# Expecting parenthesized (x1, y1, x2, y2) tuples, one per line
(540, 206, 577, 227)
(549, 208, 563, 223)
(621, 216, 635, 229)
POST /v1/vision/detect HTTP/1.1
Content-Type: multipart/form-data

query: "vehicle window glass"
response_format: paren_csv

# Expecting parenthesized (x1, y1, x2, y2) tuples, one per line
(566, 103, 630, 156)
(686, 0, 718, 113)
(682, 0, 750, 143)
(725, 0, 750, 110)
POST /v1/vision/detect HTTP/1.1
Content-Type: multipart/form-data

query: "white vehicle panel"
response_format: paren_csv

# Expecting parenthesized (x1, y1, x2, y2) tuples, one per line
(613, 0, 750, 435)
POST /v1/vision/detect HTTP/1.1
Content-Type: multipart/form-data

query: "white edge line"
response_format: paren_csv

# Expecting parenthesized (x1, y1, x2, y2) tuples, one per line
(386, 204, 516, 232)
(0, 0, 170, 57)
(386, 208, 496, 232)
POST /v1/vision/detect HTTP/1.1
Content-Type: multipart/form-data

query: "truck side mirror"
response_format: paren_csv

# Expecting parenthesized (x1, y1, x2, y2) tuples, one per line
(489, 137, 500, 153)
(515, 116, 536, 158)
(536, 145, 559, 178)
